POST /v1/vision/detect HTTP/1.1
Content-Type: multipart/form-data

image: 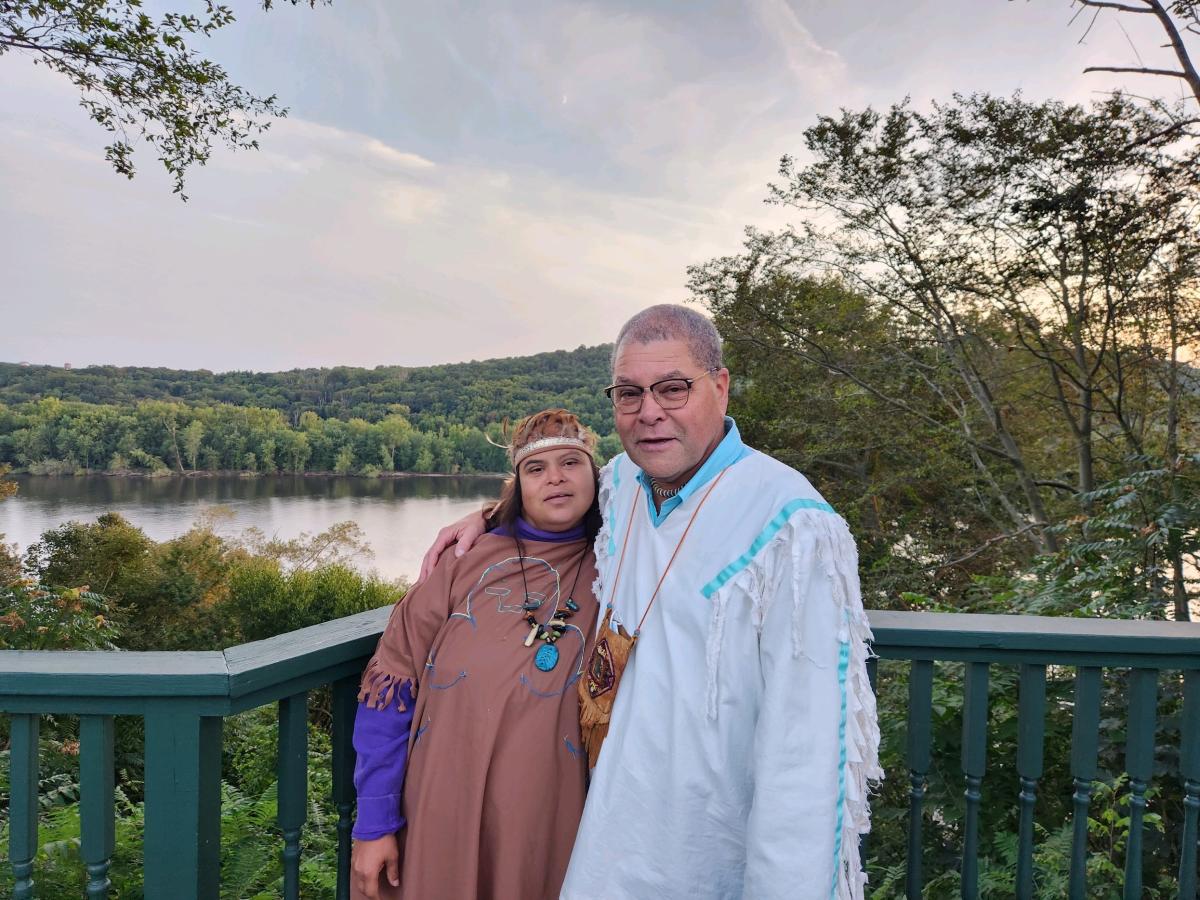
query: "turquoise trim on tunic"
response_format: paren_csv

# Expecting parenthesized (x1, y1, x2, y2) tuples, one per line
(635, 417, 752, 528)
(606, 456, 622, 557)
(830, 636, 851, 899)
(699, 497, 836, 599)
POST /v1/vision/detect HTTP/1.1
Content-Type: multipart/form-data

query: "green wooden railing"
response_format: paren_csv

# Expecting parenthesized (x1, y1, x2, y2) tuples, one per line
(1, 607, 386, 900)
(2, 609, 1198, 899)
(870, 611, 1200, 900)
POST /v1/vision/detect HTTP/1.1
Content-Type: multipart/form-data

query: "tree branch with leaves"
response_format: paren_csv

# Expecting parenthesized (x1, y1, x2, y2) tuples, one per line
(0, 0, 327, 198)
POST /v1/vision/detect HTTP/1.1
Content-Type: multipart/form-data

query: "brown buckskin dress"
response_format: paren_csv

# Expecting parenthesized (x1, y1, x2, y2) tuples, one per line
(355, 532, 599, 900)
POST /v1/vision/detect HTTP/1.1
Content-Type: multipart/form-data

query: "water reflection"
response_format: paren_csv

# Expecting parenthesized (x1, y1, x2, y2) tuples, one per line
(1, 474, 504, 581)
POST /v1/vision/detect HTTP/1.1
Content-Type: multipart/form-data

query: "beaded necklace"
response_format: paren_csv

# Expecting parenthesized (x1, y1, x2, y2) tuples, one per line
(514, 535, 589, 673)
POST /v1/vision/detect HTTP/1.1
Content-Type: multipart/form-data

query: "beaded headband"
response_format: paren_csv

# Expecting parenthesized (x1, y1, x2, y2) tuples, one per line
(512, 435, 594, 466)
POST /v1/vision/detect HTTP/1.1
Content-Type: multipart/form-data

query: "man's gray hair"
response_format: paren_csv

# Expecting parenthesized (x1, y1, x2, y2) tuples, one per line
(611, 305, 723, 373)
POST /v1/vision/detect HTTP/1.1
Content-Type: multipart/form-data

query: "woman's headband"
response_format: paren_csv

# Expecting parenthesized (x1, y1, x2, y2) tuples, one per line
(512, 435, 594, 467)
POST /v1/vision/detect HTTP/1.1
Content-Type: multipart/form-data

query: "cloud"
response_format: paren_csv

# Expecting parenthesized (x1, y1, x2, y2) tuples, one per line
(748, 0, 847, 86)
(0, 87, 730, 369)
(365, 139, 437, 170)
(2, 0, 1192, 374)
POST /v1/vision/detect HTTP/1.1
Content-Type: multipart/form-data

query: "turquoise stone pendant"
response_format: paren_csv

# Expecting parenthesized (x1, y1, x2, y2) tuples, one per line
(534, 643, 559, 672)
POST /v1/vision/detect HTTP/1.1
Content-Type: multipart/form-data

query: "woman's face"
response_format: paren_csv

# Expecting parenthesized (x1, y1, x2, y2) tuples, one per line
(517, 446, 596, 533)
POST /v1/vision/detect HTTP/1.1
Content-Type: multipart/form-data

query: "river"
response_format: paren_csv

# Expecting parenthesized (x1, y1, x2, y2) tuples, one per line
(0, 474, 504, 582)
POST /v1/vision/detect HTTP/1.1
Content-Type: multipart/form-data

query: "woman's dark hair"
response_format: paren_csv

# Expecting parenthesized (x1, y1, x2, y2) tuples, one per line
(486, 458, 603, 542)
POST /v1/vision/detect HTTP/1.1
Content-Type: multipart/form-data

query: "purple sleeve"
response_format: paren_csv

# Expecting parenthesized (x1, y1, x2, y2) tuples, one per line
(351, 681, 415, 840)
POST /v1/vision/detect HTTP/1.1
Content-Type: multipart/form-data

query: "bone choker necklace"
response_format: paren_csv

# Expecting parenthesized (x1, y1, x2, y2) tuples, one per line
(650, 479, 681, 498)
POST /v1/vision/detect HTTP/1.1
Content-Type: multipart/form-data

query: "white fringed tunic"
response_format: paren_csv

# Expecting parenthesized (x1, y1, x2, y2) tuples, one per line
(561, 419, 881, 900)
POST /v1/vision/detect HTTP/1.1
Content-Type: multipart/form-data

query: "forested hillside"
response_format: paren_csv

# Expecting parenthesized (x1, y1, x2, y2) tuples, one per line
(0, 344, 615, 434)
(0, 345, 621, 476)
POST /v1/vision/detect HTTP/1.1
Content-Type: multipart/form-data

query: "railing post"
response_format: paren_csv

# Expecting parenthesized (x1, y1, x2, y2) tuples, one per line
(9, 714, 39, 900)
(1068, 666, 1102, 900)
(1177, 669, 1198, 900)
(1015, 664, 1046, 899)
(332, 675, 360, 900)
(1123, 669, 1158, 900)
(279, 692, 310, 900)
(80, 715, 116, 900)
(960, 662, 989, 900)
(906, 659, 934, 900)
(860, 655, 879, 867)
(144, 710, 223, 900)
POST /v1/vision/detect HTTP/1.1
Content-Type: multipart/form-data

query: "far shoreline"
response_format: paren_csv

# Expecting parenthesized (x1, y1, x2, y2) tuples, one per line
(10, 468, 509, 480)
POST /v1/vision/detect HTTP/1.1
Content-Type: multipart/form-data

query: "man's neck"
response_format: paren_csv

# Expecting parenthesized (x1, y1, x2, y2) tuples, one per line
(650, 430, 725, 511)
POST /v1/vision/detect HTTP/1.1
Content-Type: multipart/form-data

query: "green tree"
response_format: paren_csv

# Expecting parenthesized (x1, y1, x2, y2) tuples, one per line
(0, 0, 328, 197)
(413, 445, 435, 474)
(692, 92, 1199, 613)
(278, 428, 311, 473)
(1023, 455, 1200, 619)
(0, 462, 15, 501)
(182, 419, 205, 471)
(24, 512, 157, 598)
(0, 463, 19, 585)
(332, 445, 354, 474)
(376, 413, 412, 472)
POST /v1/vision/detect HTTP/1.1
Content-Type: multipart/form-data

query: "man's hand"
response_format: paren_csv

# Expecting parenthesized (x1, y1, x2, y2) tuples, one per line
(352, 834, 400, 898)
(416, 509, 488, 583)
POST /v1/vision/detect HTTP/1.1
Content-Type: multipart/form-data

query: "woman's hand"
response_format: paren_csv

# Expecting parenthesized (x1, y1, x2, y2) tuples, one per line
(416, 510, 488, 583)
(352, 834, 400, 898)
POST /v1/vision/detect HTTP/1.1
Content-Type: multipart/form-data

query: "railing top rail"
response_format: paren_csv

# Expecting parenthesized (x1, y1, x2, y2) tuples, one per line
(0, 607, 391, 699)
(224, 606, 388, 697)
(869, 610, 1200, 659)
(2, 609, 1198, 704)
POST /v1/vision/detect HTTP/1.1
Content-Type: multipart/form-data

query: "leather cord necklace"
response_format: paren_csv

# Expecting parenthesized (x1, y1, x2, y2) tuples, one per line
(577, 466, 728, 766)
(621, 466, 727, 638)
(514, 534, 589, 673)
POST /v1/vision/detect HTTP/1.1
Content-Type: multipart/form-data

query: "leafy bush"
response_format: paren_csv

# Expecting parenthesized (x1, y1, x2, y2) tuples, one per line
(0, 581, 120, 650)
(0, 537, 19, 587)
(223, 560, 402, 644)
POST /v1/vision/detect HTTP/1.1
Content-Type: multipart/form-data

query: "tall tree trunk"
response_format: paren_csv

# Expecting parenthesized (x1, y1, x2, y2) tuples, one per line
(1164, 291, 1190, 621)
(941, 323, 1060, 554)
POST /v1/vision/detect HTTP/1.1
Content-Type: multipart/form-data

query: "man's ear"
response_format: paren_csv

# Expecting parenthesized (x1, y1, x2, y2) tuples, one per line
(715, 367, 731, 412)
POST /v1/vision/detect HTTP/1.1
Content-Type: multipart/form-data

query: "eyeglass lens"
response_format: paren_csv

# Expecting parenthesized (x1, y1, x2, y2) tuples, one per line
(611, 379, 692, 411)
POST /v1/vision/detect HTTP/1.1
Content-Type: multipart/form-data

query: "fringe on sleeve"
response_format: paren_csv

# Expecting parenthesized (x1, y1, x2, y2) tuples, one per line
(357, 655, 418, 712)
(591, 457, 618, 613)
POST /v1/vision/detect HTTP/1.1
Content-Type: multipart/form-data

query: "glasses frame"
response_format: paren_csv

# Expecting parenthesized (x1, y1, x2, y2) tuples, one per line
(603, 367, 719, 413)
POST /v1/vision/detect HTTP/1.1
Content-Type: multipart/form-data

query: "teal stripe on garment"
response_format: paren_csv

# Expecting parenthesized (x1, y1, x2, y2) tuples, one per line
(699, 497, 836, 599)
(606, 456, 622, 557)
(829, 636, 851, 900)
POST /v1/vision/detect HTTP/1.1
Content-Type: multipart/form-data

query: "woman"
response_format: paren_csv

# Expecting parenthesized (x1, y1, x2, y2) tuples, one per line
(351, 409, 602, 900)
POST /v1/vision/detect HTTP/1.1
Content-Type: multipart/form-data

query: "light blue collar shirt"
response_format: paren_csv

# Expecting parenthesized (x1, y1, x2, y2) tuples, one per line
(635, 416, 751, 527)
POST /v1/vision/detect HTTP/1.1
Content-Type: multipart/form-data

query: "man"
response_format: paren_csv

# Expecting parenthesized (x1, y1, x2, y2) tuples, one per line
(420, 305, 880, 899)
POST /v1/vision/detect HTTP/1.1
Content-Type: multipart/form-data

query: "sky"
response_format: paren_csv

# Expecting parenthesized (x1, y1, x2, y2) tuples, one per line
(0, 0, 1192, 372)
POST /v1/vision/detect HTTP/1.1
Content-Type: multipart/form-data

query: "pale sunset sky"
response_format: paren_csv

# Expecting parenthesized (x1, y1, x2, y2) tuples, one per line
(0, 0, 1191, 371)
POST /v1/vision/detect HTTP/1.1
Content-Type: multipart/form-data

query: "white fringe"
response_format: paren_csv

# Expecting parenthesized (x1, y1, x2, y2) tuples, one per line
(591, 459, 617, 615)
(833, 605, 883, 900)
(703, 584, 734, 718)
(701, 508, 883, 900)
(819, 514, 883, 900)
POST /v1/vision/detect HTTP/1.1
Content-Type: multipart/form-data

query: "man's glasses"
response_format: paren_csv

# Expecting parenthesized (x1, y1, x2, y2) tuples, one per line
(603, 368, 718, 414)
